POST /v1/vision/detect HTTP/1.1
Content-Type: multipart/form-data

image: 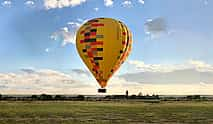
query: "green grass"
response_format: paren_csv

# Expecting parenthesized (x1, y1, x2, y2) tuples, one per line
(0, 101, 213, 124)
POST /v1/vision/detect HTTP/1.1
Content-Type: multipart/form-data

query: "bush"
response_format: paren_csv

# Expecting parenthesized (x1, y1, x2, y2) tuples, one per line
(31, 95, 38, 100)
(39, 94, 53, 100)
(186, 95, 200, 100)
(76, 95, 85, 100)
(55, 95, 65, 100)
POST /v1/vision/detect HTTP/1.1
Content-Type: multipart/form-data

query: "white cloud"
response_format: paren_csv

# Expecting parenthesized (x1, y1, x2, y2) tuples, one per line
(45, 48, 49, 52)
(122, 0, 132, 8)
(144, 17, 169, 39)
(0, 68, 132, 95)
(1, 68, 213, 95)
(120, 0, 144, 8)
(0, 69, 81, 94)
(67, 22, 81, 28)
(135, 84, 213, 95)
(50, 19, 86, 46)
(72, 69, 90, 76)
(51, 27, 76, 46)
(204, 0, 208, 5)
(200, 81, 207, 86)
(77, 18, 84, 22)
(128, 60, 186, 73)
(94, 7, 99, 11)
(44, 0, 87, 9)
(108, 77, 213, 95)
(25, 1, 35, 8)
(138, 0, 144, 4)
(21, 68, 36, 74)
(128, 60, 213, 73)
(189, 60, 213, 72)
(62, 27, 69, 32)
(1, 0, 12, 7)
(104, 0, 113, 7)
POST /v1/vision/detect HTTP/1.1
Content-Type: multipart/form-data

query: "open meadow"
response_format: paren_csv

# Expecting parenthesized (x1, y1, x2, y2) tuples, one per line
(0, 101, 213, 124)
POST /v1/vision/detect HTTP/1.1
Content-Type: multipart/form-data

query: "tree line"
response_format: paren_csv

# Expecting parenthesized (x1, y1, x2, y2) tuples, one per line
(0, 94, 85, 101)
(0, 94, 160, 101)
(0, 94, 209, 101)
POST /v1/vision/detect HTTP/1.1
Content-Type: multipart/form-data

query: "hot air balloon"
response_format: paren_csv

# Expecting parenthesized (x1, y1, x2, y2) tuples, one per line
(76, 18, 132, 93)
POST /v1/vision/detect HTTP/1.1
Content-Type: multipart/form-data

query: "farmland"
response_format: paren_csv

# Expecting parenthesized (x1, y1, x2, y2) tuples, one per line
(0, 101, 213, 124)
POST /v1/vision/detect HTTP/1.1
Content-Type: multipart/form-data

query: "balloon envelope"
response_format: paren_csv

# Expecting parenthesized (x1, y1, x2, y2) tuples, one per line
(76, 18, 132, 88)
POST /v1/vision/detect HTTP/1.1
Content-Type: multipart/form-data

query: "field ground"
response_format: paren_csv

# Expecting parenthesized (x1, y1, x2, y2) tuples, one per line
(0, 101, 213, 124)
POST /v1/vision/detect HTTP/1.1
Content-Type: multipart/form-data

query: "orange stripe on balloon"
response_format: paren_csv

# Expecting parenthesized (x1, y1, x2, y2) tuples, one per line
(85, 35, 90, 39)
(90, 41, 103, 45)
(80, 31, 85, 34)
(90, 32, 96, 36)
(91, 23, 104, 27)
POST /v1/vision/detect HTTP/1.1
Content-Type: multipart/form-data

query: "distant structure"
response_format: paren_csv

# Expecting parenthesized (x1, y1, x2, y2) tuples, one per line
(126, 90, 129, 98)
(138, 92, 142, 96)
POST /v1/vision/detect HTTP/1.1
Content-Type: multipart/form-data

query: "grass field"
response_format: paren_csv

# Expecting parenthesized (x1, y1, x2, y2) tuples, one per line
(0, 101, 213, 124)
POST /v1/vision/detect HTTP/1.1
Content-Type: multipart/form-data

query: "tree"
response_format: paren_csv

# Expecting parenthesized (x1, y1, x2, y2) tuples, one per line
(126, 90, 128, 98)
(76, 95, 85, 100)
(55, 95, 65, 100)
(40, 94, 52, 100)
(138, 92, 142, 96)
(31, 95, 38, 100)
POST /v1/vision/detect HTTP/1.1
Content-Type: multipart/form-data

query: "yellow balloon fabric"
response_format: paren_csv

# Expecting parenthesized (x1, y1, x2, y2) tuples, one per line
(76, 18, 133, 88)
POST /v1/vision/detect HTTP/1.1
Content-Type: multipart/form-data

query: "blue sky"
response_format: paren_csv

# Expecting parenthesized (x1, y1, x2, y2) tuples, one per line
(1, 0, 213, 94)
(0, 0, 212, 72)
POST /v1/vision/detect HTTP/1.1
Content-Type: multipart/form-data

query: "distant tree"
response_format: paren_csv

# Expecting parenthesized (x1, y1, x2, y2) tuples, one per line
(130, 95, 136, 99)
(201, 97, 207, 101)
(31, 95, 38, 100)
(186, 95, 192, 100)
(0, 94, 2, 100)
(126, 90, 128, 98)
(55, 95, 65, 100)
(40, 94, 53, 100)
(194, 95, 201, 99)
(105, 95, 111, 99)
(76, 95, 85, 100)
(138, 92, 142, 96)
(186, 95, 200, 100)
(154, 95, 159, 99)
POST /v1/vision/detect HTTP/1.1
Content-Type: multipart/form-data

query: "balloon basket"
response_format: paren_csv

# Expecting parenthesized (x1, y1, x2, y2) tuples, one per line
(98, 88, 106, 93)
